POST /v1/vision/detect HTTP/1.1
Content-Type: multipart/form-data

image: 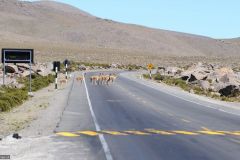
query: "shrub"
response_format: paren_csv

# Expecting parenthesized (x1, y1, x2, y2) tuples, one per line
(0, 74, 54, 112)
(154, 74, 165, 81)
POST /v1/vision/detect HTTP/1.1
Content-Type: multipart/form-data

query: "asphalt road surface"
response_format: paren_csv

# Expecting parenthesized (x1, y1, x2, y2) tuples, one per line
(56, 71, 240, 160)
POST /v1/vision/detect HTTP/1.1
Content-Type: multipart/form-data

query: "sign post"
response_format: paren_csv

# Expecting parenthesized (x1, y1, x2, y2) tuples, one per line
(147, 63, 154, 79)
(1, 49, 34, 95)
(53, 61, 60, 90)
(64, 59, 69, 80)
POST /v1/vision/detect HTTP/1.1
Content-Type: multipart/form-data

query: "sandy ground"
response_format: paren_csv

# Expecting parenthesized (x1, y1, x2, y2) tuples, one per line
(0, 73, 73, 139)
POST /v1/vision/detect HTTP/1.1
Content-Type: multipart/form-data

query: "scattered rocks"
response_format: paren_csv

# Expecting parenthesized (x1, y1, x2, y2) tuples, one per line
(163, 62, 240, 99)
(0, 63, 53, 87)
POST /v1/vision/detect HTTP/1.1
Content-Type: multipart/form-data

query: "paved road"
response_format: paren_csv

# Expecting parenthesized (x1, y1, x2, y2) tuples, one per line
(56, 71, 240, 160)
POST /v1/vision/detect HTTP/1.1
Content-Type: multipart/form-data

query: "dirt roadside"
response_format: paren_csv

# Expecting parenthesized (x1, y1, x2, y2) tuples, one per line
(0, 73, 74, 139)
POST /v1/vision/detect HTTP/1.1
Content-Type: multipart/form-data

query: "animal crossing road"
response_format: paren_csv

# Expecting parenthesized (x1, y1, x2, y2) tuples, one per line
(56, 71, 240, 160)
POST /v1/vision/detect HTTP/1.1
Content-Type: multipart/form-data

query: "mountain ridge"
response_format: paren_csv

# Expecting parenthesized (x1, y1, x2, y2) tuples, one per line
(0, 0, 239, 63)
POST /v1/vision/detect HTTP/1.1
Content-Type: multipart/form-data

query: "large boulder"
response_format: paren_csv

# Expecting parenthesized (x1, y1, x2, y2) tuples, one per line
(5, 65, 18, 73)
(180, 62, 211, 82)
(219, 85, 240, 97)
(199, 80, 210, 90)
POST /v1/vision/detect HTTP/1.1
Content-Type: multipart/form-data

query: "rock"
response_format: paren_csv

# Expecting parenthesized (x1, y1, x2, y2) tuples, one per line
(210, 92, 221, 97)
(79, 65, 87, 71)
(5, 65, 18, 73)
(20, 71, 30, 77)
(199, 80, 210, 90)
(166, 67, 182, 75)
(189, 89, 194, 94)
(219, 85, 240, 97)
(12, 133, 22, 139)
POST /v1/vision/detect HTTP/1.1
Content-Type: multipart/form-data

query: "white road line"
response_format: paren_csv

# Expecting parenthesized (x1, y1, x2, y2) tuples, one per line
(120, 73, 240, 117)
(83, 73, 113, 160)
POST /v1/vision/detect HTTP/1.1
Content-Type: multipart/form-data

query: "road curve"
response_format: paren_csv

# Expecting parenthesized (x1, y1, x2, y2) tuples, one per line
(57, 71, 240, 160)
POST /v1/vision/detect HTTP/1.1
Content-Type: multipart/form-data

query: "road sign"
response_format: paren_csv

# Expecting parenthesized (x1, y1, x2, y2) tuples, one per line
(63, 59, 70, 66)
(1, 48, 34, 95)
(53, 61, 61, 71)
(147, 63, 153, 70)
(2, 48, 34, 63)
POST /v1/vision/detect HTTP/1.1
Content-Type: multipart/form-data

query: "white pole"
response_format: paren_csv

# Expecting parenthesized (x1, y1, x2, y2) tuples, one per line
(55, 67, 58, 89)
(65, 63, 68, 80)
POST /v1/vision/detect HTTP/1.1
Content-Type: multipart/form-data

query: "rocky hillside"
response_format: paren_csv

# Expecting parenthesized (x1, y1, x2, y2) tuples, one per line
(0, 0, 239, 63)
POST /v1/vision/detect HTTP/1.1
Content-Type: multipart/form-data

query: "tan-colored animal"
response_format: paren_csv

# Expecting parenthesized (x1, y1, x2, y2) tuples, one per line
(76, 76, 83, 83)
(90, 75, 99, 85)
(59, 79, 67, 85)
(106, 74, 117, 85)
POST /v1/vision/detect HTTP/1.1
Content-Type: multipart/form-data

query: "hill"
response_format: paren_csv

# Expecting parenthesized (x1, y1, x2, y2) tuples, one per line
(0, 0, 239, 64)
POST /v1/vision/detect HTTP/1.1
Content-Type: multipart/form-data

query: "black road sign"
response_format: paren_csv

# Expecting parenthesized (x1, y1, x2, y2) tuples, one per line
(63, 59, 70, 66)
(1, 48, 34, 63)
(53, 61, 61, 71)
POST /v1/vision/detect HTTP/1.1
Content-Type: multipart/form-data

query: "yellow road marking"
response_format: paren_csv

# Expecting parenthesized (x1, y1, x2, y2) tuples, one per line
(77, 131, 98, 136)
(56, 132, 80, 137)
(198, 131, 225, 135)
(125, 131, 150, 135)
(56, 130, 240, 137)
(145, 129, 175, 135)
(218, 131, 240, 136)
(102, 131, 128, 136)
(173, 131, 198, 135)
(232, 131, 240, 136)
(181, 119, 191, 123)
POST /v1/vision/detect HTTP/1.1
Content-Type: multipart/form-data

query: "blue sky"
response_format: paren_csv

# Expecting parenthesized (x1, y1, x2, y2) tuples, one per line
(32, 0, 240, 38)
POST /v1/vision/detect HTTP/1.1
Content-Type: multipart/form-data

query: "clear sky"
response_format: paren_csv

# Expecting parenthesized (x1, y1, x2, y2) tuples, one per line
(31, 0, 240, 39)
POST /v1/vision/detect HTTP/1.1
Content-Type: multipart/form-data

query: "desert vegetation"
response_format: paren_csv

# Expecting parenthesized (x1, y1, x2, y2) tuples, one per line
(0, 74, 54, 112)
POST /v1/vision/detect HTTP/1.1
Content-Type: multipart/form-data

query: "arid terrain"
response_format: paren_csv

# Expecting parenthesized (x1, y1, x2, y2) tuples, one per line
(0, 0, 239, 65)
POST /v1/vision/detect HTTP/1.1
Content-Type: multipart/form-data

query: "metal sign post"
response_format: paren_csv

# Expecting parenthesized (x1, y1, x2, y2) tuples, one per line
(147, 63, 154, 80)
(149, 70, 152, 79)
(3, 52, 5, 85)
(29, 53, 32, 96)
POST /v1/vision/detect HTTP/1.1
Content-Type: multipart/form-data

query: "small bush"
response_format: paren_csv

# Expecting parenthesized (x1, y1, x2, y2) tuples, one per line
(0, 74, 54, 112)
(154, 74, 165, 81)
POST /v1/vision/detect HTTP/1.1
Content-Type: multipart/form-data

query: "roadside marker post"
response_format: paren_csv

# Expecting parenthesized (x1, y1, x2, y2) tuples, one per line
(55, 67, 58, 89)
(65, 63, 68, 80)
(64, 59, 69, 80)
(53, 61, 60, 90)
